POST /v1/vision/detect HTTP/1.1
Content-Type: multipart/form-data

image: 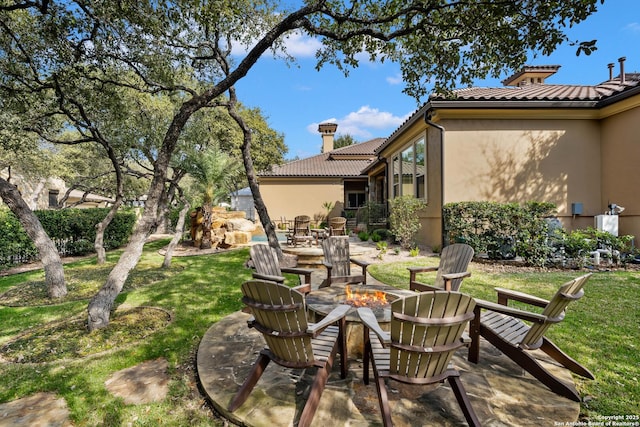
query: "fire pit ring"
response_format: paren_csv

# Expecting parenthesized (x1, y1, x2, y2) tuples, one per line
(306, 282, 414, 357)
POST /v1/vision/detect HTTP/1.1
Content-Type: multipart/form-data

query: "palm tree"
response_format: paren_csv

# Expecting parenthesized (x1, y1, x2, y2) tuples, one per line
(186, 144, 241, 249)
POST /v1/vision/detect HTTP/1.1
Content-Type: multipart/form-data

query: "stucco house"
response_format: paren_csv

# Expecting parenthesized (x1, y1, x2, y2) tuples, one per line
(258, 123, 385, 228)
(257, 58, 640, 249)
(0, 172, 114, 210)
(371, 58, 640, 249)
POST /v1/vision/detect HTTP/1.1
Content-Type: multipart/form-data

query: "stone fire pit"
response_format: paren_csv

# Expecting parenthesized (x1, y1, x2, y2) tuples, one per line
(306, 282, 414, 358)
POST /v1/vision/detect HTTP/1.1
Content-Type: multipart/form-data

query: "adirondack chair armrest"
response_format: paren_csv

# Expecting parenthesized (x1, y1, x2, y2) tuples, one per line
(280, 267, 314, 284)
(407, 266, 438, 283)
(493, 287, 550, 308)
(322, 261, 334, 275)
(441, 271, 471, 291)
(351, 258, 370, 271)
(357, 307, 391, 345)
(475, 298, 548, 324)
(252, 272, 285, 284)
(292, 283, 311, 295)
(307, 304, 350, 336)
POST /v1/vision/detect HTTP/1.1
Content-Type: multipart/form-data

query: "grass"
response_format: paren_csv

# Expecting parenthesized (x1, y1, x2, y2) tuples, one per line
(0, 239, 251, 426)
(368, 258, 640, 420)
(0, 241, 638, 425)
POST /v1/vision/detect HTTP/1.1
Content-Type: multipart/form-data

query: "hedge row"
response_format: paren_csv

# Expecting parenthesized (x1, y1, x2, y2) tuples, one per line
(443, 201, 556, 266)
(0, 208, 136, 269)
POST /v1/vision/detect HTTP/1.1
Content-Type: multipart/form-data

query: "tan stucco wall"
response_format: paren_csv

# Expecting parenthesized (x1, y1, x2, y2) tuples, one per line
(378, 111, 640, 249)
(442, 119, 602, 216)
(258, 177, 345, 226)
(600, 105, 640, 238)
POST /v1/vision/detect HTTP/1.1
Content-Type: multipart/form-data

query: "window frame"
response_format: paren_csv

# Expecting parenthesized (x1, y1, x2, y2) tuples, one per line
(389, 136, 426, 200)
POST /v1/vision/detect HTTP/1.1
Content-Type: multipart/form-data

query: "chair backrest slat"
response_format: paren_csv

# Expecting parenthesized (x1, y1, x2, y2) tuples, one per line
(241, 280, 314, 364)
(250, 244, 282, 278)
(294, 215, 312, 237)
(520, 273, 591, 348)
(322, 236, 351, 277)
(434, 244, 475, 291)
(388, 292, 476, 380)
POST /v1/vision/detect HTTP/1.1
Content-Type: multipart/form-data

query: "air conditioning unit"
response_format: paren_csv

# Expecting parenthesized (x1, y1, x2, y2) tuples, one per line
(595, 215, 618, 236)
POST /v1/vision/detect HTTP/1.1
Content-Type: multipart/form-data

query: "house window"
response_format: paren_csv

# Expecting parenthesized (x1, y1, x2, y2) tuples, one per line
(48, 190, 59, 208)
(390, 137, 426, 199)
(346, 192, 366, 208)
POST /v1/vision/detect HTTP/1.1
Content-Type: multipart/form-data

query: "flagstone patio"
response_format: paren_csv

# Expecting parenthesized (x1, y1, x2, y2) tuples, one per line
(197, 309, 581, 427)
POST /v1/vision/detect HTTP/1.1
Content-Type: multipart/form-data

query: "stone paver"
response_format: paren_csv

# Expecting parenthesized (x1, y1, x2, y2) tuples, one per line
(105, 357, 170, 405)
(0, 392, 71, 427)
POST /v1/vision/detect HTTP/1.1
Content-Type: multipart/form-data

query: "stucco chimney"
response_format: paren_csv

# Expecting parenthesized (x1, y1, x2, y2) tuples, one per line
(608, 63, 615, 80)
(619, 56, 626, 83)
(318, 122, 338, 153)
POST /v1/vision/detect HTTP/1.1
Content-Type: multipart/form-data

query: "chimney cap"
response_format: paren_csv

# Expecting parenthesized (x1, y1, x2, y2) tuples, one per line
(501, 65, 561, 86)
(318, 122, 338, 134)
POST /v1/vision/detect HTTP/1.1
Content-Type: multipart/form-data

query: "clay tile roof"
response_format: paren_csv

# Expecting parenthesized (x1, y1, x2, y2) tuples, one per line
(443, 73, 640, 103)
(259, 137, 385, 177)
(379, 72, 640, 153)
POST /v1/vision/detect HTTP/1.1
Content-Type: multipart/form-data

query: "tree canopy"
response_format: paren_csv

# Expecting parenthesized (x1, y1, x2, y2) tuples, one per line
(0, 0, 602, 329)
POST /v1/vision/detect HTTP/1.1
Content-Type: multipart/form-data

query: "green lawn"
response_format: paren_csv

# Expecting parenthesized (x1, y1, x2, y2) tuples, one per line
(0, 241, 638, 425)
(0, 239, 251, 426)
(368, 258, 640, 420)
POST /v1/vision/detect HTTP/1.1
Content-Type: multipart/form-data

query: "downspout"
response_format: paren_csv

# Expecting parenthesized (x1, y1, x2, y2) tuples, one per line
(424, 108, 446, 249)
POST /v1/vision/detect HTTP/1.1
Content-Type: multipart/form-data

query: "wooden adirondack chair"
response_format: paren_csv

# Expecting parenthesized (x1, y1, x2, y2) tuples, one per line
(408, 243, 474, 292)
(327, 216, 347, 236)
(321, 236, 370, 286)
(468, 273, 594, 402)
(286, 215, 315, 246)
(249, 244, 314, 294)
(229, 280, 350, 427)
(358, 291, 480, 427)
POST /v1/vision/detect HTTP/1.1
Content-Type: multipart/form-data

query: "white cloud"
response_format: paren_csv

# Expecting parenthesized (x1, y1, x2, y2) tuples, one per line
(623, 22, 640, 33)
(386, 73, 403, 85)
(281, 32, 323, 57)
(307, 106, 411, 139)
(231, 29, 322, 58)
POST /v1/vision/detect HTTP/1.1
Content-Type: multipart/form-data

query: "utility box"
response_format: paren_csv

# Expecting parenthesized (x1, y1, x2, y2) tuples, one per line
(595, 215, 618, 236)
(571, 202, 583, 215)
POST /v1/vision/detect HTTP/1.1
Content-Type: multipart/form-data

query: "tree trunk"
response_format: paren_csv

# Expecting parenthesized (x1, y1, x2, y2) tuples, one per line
(87, 215, 152, 330)
(94, 198, 123, 264)
(200, 203, 212, 249)
(226, 87, 282, 259)
(163, 198, 190, 268)
(86, 96, 193, 331)
(0, 177, 67, 298)
(94, 141, 126, 264)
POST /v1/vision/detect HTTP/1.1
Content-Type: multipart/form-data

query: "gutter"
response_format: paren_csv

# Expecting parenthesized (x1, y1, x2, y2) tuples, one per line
(423, 108, 446, 249)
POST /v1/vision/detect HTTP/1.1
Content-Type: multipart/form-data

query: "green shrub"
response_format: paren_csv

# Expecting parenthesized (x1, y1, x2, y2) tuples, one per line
(0, 208, 136, 269)
(409, 247, 420, 257)
(370, 232, 381, 242)
(357, 231, 369, 241)
(372, 228, 391, 240)
(443, 201, 556, 266)
(376, 241, 388, 259)
(389, 196, 427, 249)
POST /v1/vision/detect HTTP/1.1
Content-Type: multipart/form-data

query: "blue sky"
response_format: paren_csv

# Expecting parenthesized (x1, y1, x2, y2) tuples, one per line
(234, 1, 640, 160)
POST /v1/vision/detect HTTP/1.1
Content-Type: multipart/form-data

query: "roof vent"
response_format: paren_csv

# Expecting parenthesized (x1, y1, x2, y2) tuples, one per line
(608, 63, 615, 80)
(619, 57, 626, 84)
